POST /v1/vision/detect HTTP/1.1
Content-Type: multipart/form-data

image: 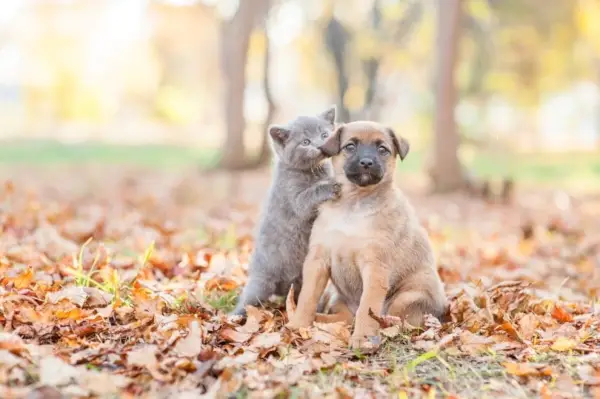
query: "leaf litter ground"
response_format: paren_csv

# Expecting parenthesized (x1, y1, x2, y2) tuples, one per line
(1, 165, 600, 398)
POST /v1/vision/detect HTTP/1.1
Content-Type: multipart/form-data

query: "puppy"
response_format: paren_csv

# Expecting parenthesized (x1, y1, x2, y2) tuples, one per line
(286, 121, 448, 350)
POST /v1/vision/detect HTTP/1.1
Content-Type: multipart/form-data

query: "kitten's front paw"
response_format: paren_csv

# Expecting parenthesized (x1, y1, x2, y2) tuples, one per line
(331, 182, 342, 200)
(321, 180, 341, 201)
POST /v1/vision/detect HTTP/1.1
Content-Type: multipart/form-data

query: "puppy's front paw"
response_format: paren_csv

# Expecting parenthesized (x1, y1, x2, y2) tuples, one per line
(350, 332, 381, 353)
(286, 315, 312, 330)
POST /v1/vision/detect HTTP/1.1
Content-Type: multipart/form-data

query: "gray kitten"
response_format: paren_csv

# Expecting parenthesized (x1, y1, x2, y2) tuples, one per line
(231, 106, 339, 316)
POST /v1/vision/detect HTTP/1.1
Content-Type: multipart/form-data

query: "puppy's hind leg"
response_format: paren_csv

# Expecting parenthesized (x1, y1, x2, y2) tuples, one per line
(315, 298, 354, 325)
(230, 275, 277, 316)
(315, 284, 353, 325)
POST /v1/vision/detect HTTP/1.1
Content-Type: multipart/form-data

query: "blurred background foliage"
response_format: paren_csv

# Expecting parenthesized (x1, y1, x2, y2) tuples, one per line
(1, 0, 600, 189)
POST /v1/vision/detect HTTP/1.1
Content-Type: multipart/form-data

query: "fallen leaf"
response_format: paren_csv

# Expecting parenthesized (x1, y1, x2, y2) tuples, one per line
(173, 321, 203, 357)
(127, 344, 158, 368)
(250, 332, 281, 349)
(551, 337, 578, 352)
(237, 305, 264, 334)
(552, 306, 573, 323)
(285, 285, 296, 319)
(219, 328, 253, 343)
(39, 356, 81, 386)
(503, 362, 552, 377)
(47, 286, 88, 307)
(380, 325, 401, 338)
(13, 268, 34, 289)
(205, 276, 238, 292)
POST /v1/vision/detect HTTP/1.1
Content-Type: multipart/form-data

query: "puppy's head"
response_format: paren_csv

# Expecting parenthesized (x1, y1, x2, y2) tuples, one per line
(319, 121, 409, 188)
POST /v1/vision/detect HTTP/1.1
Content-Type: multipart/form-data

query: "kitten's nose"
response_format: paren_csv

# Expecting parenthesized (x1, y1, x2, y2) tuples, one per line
(359, 158, 373, 169)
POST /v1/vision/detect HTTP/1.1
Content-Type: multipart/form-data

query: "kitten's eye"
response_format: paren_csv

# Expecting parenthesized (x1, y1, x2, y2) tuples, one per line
(302, 139, 311, 146)
(344, 143, 356, 153)
(321, 132, 329, 139)
(378, 146, 390, 155)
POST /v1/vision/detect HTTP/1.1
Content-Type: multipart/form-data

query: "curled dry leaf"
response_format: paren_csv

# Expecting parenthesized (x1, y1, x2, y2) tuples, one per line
(204, 276, 238, 292)
(237, 305, 264, 334)
(285, 285, 296, 319)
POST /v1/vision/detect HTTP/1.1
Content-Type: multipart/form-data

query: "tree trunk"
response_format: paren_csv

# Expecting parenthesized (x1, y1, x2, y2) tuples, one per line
(218, 0, 270, 170)
(324, 17, 351, 123)
(253, 23, 276, 167)
(432, 0, 464, 192)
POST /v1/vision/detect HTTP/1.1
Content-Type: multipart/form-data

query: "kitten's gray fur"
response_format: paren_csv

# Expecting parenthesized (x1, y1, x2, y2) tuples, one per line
(231, 106, 339, 316)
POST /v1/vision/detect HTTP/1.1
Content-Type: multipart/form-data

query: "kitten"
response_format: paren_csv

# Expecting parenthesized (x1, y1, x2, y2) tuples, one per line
(230, 106, 340, 316)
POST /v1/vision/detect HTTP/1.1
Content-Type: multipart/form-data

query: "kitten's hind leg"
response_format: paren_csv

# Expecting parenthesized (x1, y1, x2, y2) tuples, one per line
(230, 275, 277, 316)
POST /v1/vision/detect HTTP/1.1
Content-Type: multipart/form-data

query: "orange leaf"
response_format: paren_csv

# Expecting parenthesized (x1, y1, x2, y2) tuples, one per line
(551, 306, 573, 323)
(55, 307, 83, 320)
(205, 276, 238, 292)
(503, 362, 552, 377)
(14, 268, 34, 289)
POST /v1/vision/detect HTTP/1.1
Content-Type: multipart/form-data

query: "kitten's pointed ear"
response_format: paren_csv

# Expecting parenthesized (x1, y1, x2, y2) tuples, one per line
(269, 125, 291, 145)
(319, 124, 344, 157)
(318, 105, 337, 125)
(388, 128, 410, 161)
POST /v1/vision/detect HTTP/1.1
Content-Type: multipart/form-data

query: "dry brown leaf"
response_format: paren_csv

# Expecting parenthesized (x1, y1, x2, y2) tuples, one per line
(39, 356, 81, 386)
(503, 362, 553, 377)
(237, 305, 264, 334)
(518, 313, 539, 340)
(285, 285, 296, 319)
(127, 344, 158, 368)
(250, 332, 282, 349)
(205, 276, 238, 292)
(174, 321, 203, 357)
(219, 328, 253, 343)
(47, 286, 88, 307)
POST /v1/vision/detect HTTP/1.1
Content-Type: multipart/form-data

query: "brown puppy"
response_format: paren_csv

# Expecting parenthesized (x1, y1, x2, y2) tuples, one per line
(286, 121, 447, 350)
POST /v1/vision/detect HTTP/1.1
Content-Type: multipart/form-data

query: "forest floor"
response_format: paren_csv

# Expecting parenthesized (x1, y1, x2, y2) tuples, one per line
(0, 153, 600, 398)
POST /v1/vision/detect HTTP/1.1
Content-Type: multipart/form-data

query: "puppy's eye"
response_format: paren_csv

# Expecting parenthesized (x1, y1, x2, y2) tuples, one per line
(378, 146, 390, 155)
(343, 143, 356, 153)
(302, 139, 311, 146)
(321, 132, 329, 139)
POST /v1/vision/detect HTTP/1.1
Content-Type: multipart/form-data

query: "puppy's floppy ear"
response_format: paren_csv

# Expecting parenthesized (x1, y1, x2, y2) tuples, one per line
(318, 105, 337, 125)
(388, 128, 410, 161)
(319, 124, 344, 156)
(269, 125, 291, 146)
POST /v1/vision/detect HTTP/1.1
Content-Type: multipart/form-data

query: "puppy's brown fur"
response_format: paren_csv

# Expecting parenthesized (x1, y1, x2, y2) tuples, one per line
(286, 121, 447, 350)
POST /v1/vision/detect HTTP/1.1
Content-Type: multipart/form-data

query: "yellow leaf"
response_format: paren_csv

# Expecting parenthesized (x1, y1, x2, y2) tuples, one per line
(518, 239, 534, 256)
(551, 337, 577, 352)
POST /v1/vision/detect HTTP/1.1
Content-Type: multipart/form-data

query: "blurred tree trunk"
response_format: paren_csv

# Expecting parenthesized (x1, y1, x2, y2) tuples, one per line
(324, 16, 351, 123)
(432, 0, 464, 192)
(253, 24, 276, 167)
(218, 0, 270, 170)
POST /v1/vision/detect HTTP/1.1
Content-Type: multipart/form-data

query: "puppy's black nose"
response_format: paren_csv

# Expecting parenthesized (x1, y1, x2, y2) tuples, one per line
(359, 158, 373, 169)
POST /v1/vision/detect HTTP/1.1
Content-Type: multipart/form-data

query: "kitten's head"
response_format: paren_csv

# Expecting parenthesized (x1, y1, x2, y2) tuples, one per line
(269, 105, 337, 170)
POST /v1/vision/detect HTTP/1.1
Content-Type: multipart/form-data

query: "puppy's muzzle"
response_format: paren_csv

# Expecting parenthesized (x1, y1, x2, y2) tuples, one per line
(345, 157, 384, 187)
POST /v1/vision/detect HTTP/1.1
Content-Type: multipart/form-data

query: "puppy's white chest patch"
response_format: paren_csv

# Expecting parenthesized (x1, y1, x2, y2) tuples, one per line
(314, 204, 372, 246)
